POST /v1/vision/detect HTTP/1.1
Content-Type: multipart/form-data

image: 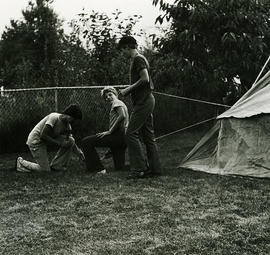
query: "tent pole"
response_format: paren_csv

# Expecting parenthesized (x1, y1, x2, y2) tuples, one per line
(252, 55, 270, 87)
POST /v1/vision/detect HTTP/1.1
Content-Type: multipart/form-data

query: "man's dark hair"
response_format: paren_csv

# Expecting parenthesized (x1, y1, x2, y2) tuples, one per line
(62, 104, 82, 120)
(118, 36, 137, 50)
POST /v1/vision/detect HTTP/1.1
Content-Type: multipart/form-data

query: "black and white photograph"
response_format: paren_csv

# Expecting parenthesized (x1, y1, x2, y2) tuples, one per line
(0, 0, 269, 254)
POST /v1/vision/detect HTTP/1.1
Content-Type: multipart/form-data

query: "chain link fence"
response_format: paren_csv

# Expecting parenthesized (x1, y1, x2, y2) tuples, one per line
(0, 86, 226, 154)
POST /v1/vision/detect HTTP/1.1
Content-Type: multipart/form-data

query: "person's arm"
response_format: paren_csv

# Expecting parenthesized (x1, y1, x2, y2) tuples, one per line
(41, 125, 71, 147)
(120, 68, 149, 97)
(73, 143, 85, 160)
(109, 106, 125, 133)
(96, 106, 126, 138)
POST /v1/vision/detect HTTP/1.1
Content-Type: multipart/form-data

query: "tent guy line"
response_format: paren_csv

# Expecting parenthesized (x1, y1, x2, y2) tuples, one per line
(156, 117, 216, 141)
(154, 92, 231, 108)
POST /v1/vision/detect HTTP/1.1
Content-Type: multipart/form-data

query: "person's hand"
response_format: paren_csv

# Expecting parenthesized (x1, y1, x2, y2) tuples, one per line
(119, 87, 129, 97)
(61, 139, 73, 148)
(77, 148, 85, 161)
(96, 131, 111, 139)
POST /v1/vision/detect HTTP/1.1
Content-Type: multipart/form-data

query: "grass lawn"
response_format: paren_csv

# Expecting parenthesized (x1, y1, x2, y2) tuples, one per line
(0, 131, 269, 255)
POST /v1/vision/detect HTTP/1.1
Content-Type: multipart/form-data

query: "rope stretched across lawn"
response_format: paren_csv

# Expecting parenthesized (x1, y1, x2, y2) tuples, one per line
(154, 91, 231, 108)
(153, 91, 231, 140)
(156, 117, 217, 140)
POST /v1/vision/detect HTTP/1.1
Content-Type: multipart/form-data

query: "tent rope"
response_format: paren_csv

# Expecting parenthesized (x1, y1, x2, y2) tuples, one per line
(154, 91, 231, 108)
(156, 117, 217, 140)
(252, 55, 270, 87)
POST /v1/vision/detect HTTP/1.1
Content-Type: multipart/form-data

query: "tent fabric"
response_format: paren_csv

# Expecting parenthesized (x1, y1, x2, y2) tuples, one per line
(180, 66, 270, 178)
(181, 117, 270, 178)
(218, 84, 270, 119)
(218, 69, 270, 119)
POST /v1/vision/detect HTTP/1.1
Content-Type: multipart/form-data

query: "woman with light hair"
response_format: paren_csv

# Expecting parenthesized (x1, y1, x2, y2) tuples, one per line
(81, 86, 129, 173)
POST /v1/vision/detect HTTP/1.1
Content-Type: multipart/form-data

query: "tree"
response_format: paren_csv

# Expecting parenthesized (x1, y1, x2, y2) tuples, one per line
(68, 9, 143, 86)
(152, 0, 270, 103)
(0, 0, 63, 88)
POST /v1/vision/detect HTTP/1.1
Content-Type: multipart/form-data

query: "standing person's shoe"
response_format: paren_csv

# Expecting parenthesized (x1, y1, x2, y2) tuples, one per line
(144, 166, 162, 177)
(126, 171, 145, 180)
(141, 170, 151, 178)
(16, 157, 31, 173)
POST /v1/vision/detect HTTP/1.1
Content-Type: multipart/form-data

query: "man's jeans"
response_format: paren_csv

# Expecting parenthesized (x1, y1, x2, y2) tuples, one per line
(126, 94, 161, 174)
(23, 136, 75, 171)
(81, 131, 126, 172)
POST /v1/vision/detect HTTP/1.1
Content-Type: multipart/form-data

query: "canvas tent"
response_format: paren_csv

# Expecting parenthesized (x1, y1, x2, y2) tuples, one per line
(180, 67, 270, 178)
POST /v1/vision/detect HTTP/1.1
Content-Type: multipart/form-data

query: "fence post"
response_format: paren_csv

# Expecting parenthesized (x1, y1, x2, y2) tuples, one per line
(54, 88, 58, 112)
(0, 86, 4, 97)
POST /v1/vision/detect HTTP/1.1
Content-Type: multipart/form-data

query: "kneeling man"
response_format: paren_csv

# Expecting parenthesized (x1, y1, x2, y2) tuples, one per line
(17, 104, 84, 172)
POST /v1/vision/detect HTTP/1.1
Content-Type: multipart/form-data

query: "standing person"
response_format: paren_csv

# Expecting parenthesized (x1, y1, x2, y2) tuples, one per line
(118, 35, 161, 179)
(16, 104, 84, 172)
(81, 86, 128, 173)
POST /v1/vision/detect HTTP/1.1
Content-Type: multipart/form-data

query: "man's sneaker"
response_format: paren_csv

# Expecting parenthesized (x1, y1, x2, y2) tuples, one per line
(16, 157, 31, 173)
(97, 169, 107, 175)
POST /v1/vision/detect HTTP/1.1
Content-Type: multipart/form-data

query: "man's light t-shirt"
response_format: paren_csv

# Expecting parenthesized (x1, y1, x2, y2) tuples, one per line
(109, 99, 129, 133)
(27, 113, 72, 146)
